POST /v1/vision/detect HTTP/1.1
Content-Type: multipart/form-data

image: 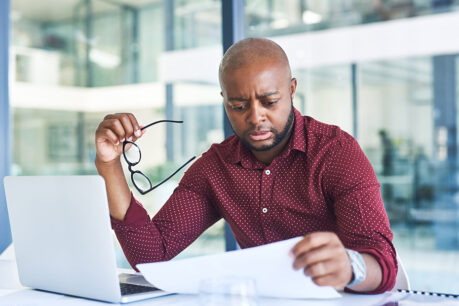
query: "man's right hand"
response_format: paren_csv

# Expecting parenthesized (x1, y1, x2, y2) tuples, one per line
(95, 113, 145, 164)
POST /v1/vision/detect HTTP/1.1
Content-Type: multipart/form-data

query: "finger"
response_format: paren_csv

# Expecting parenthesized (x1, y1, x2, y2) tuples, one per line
(128, 123, 147, 143)
(96, 127, 120, 145)
(103, 114, 115, 120)
(292, 245, 335, 270)
(290, 232, 333, 258)
(312, 273, 345, 289)
(119, 115, 136, 140)
(304, 259, 338, 278)
(306, 256, 352, 288)
(102, 113, 140, 137)
(125, 130, 144, 143)
(127, 113, 142, 137)
(100, 118, 127, 142)
(123, 142, 133, 151)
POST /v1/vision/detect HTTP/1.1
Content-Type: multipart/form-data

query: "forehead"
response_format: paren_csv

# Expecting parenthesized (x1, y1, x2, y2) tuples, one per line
(221, 60, 290, 94)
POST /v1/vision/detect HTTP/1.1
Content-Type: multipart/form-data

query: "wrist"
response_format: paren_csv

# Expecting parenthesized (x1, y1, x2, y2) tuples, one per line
(95, 155, 121, 174)
(346, 249, 367, 287)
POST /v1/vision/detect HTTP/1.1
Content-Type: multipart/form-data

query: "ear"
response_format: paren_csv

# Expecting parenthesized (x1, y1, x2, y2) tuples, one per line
(290, 78, 297, 100)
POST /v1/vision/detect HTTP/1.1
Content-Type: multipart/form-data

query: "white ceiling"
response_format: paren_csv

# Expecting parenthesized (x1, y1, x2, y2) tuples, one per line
(11, 0, 160, 22)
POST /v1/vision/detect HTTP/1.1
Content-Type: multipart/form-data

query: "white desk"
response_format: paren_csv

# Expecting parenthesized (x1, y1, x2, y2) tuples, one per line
(1, 259, 457, 305)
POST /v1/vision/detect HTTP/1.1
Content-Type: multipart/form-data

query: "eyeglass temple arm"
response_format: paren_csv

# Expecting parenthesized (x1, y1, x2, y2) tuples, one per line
(141, 120, 183, 131)
(147, 156, 196, 192)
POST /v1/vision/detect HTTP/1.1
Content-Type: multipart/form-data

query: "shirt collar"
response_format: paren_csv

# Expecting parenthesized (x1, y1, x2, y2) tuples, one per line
(228, 107, 307, 169)
(288, 107, 307, 154)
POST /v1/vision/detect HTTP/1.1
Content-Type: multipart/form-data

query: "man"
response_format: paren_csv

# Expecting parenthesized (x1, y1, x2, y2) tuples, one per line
(95, 38, 397, 293)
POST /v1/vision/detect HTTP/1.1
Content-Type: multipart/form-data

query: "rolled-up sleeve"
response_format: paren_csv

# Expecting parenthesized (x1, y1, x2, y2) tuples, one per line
(324, 137, 397, 293)
(110, 157, 221, 270)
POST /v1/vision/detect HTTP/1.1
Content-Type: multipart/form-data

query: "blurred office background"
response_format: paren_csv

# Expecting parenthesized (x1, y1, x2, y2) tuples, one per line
(1, 0, 458, 293)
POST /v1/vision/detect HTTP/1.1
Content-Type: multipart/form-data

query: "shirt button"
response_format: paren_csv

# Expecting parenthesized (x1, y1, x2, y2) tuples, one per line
(265, 170, 271, 175)
(262, 208, 268, 213)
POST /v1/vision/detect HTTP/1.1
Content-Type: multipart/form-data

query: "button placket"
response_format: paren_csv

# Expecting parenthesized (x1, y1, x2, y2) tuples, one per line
(260, 168, 273, 219)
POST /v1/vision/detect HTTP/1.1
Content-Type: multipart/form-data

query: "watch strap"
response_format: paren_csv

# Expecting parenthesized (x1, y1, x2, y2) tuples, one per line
(346, 248, 367, 287)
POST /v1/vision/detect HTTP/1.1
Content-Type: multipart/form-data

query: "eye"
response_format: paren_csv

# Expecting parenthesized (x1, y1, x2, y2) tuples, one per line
(230, 104, 246, 111)
(264, 101, 278, 106)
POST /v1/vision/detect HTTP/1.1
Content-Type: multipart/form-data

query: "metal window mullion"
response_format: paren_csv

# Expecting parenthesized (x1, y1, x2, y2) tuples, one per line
(84, 0, 93, 87)
(222, 0, 244, 251)
(351, 63, 358, 140)
(165, 0, 175, 162)
(0, 0, 12, 253)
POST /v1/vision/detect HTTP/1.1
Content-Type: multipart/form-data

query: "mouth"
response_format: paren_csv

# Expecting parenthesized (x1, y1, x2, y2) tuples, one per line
(248, 130, 273, 141)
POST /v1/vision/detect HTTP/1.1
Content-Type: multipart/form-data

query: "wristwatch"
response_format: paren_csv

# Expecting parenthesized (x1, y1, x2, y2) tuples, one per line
(346, 249, 366, 287)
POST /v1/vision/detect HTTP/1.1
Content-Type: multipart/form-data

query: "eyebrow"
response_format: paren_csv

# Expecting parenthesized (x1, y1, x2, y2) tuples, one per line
(228, 91, 280, 102)
(258, 91, 280, 98)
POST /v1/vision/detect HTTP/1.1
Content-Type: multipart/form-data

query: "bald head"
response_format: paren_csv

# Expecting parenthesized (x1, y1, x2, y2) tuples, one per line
(219, 38, 291, 87)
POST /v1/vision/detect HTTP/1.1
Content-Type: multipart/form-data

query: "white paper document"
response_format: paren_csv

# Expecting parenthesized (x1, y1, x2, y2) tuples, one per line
(137, 237, 341, 299)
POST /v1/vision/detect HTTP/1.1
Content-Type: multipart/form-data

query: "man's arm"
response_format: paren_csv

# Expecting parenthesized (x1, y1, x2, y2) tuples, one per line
(95, 113, 144, 221)
(290, 136, 397, 293)
(94, 113, 221, 268)
(112, 184, 221, 268)
(323, 137, 397, 293)
(95, 158, 131, 221)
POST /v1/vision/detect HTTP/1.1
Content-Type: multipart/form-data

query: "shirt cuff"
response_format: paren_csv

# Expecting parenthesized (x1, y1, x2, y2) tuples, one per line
(110, 193, 150, 228)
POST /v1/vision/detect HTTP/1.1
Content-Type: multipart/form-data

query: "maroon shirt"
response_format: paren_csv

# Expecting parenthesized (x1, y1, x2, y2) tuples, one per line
(112, 108, 397, 293)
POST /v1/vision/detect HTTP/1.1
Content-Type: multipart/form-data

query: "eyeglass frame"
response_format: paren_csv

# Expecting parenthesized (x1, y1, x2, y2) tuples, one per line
(122, 119, 196, 195)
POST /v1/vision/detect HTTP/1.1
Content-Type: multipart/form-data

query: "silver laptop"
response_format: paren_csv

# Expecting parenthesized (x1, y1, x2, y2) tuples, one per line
(3, 175, 172, 303)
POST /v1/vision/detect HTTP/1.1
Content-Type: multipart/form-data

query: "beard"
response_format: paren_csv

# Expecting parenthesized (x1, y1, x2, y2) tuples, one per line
(234, 102, 295, 152)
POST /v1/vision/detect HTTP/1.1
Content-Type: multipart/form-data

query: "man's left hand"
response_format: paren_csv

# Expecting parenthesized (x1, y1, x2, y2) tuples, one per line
(290, 232, 353, 290)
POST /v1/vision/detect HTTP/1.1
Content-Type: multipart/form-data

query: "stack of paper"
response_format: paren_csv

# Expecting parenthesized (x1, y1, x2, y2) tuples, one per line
(137, 237, 341, 299)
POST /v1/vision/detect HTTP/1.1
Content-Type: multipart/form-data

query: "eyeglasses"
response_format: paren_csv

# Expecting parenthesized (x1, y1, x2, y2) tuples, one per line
(122, 120, 196, 195)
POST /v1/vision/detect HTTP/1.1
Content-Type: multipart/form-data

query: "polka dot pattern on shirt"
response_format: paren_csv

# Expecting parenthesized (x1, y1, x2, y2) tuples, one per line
(111, 107, 397, 294)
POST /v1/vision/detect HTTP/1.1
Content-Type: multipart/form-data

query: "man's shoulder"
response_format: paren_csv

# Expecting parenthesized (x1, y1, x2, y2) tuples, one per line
(304, 116, 356, 149)
(211, 134, 239, 151)
(190, 134, 239, 170)
(180, 135, 238, 189)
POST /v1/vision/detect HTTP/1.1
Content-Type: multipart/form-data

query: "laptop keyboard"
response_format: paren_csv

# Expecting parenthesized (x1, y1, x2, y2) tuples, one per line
(120, 282, 159, 296)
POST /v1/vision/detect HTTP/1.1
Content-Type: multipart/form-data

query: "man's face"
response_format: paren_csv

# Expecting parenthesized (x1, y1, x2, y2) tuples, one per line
(221, 60, 297, 152)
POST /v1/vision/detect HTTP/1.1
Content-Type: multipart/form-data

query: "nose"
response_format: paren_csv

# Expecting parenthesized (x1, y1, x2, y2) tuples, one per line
(247, 101, 265, 126)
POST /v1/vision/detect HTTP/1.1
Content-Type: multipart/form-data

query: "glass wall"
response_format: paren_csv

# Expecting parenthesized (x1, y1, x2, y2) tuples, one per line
(294, 56, 459, 295)
(294, 65, 353, 134)
(10, 0, 225, 268)
(244, 0, 459, 294)
(245, 0, 459, 37)
(358, 56, 458, 293)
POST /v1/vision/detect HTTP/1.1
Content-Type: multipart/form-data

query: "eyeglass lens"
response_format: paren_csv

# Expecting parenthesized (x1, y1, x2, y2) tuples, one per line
(132, 172, 152, 192)
(124, 143, 141, 165)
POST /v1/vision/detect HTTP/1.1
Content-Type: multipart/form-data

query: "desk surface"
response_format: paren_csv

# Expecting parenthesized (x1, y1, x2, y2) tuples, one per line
(1, 259, 458, 305)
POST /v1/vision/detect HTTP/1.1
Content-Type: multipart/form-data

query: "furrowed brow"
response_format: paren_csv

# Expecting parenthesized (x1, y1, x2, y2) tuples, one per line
(257, 91, 280, 98)
(228, 97, 249, 102)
